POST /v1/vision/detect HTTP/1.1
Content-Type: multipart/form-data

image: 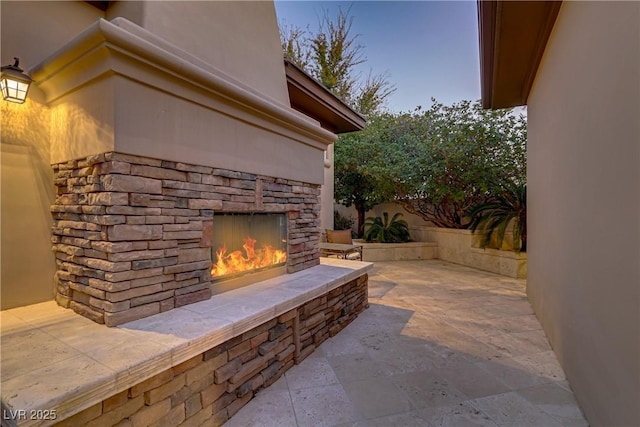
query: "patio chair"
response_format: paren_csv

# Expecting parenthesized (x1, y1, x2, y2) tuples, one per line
(321, 229, 363, 260)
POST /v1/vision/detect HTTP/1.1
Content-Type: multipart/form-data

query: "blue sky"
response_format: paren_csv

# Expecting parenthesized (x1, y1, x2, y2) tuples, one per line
(274, 1, 481, 113)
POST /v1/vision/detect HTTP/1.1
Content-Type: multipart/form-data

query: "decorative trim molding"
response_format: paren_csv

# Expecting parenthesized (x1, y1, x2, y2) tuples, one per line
(31, 18, 336, 150)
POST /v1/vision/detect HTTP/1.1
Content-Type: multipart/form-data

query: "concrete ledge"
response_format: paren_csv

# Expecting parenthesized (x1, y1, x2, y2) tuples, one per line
(354, 240, 437, 262)
(0, 258, 372, 426)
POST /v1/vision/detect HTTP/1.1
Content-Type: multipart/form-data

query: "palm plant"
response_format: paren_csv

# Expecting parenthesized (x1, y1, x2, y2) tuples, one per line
(468, 182, 526, 252)
(363, 212, 411, 243)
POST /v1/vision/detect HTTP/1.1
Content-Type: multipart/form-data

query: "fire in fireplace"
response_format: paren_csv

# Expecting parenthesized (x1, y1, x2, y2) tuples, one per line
(211, 213, 287, 281)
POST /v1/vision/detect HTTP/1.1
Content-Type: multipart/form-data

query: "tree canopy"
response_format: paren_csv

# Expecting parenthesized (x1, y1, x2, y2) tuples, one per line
(334, 100, 527, 231)
(279, 11, 526, 234)
(280, 8, 394, 117)
(334, 113, 397, 235)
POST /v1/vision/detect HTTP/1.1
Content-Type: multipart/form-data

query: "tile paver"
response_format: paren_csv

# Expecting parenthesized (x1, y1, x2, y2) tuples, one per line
(227, 260, 589, 427)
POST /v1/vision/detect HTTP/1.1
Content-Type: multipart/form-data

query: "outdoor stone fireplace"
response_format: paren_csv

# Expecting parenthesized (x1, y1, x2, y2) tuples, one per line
(51, 152, 322, 326)
(29, 15, 366, 330)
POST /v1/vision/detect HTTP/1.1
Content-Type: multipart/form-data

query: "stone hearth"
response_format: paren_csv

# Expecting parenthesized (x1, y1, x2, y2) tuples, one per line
(1, 259, 370, 427)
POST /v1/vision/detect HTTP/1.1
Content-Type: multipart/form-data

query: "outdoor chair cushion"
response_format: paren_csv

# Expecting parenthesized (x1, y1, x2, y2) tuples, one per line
(326, 229, 353, 244)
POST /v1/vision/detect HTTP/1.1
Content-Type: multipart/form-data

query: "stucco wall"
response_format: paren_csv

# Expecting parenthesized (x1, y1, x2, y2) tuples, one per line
(0, 1, 104, 309)
(527, 2, 640, 425)
(109, 75, 325, 184)
(106, 1, 290, 107)
(335, 202, 429, 234)
(0, 1, 104, 70)
(1, 102, 56, 309)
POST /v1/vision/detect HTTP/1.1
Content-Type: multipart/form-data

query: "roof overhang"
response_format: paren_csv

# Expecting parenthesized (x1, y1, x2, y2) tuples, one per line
(85, 1, 111, 11)
(478, 0, 562, 109)
(285, 59, 366, 134)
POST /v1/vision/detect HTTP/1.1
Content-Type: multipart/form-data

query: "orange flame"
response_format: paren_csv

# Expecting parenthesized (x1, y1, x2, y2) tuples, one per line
(211, 236, 287, 278)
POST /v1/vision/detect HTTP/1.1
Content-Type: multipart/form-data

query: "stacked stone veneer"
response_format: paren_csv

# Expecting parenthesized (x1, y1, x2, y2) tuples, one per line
(54, 275, 368, 427)
(51, 152, 321, 326)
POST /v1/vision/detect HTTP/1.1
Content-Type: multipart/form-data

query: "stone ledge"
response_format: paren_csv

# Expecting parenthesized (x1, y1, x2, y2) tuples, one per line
(0, 258, 372, 427)
(353, 240, 438, 262)
(469, 247, 527, 260)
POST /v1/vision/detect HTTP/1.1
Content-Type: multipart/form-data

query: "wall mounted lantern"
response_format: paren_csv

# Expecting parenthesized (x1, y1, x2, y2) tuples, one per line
(1, 58, 33, 103)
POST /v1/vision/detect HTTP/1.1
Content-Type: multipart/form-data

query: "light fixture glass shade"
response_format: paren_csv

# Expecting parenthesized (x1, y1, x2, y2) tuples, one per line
(1, 58, 33, 104)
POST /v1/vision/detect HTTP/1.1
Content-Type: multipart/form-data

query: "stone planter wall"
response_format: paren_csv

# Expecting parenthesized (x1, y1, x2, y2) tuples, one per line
(297, 273, 368, 360)
(53, 274, 368, 427)
(51, 152, 321, 326)
(412, 226, 527, 278)
(353, 240, 437, 262)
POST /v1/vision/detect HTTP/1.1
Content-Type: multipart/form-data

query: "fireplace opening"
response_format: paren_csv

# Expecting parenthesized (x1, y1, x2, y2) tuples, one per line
(211, 213, 287, 284)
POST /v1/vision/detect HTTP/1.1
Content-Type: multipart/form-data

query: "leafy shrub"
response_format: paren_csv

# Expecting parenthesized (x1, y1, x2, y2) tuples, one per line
(336, 100, 527, 230)
(363, 212, 411, 243)
(468, 182, 527, 252)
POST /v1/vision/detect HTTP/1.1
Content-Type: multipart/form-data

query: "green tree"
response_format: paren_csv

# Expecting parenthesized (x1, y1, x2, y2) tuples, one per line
(334, 114, 397, 236)
(280, 8, 394, 117)
(280, 22, 311, 70)
(281, 8, 396, 236)
(386, 100, 527, 229)
(336, 100, 526, 230)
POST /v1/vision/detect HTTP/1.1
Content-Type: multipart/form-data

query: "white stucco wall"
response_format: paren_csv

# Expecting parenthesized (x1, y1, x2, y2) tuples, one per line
(527, 2, 640, 425)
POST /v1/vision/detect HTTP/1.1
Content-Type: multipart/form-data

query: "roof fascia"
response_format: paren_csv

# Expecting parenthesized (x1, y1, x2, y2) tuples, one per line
(285, 60, 366, 134)
(85, 1, 111, 12)
(478, 0, 562, 109)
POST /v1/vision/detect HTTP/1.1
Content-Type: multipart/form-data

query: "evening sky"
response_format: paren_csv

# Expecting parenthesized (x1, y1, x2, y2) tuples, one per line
(274, 1, 481, 113)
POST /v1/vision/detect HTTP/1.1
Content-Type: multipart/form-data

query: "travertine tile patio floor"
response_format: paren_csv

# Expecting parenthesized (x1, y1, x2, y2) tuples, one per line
(227, 260, 589, 427)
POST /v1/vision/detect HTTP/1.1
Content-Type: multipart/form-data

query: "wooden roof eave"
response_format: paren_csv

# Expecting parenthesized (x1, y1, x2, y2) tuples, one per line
(478, 0, 562, 109)
(285, 59, 366, 134)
